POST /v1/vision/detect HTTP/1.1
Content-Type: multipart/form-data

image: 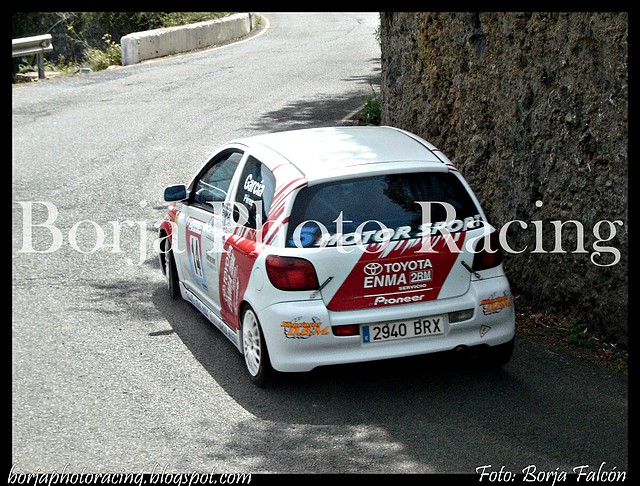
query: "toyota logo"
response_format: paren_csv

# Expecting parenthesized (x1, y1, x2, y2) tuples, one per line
(363, 262, 383, 276)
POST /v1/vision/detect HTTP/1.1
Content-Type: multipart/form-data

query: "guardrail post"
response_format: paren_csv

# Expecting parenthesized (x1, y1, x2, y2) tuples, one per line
(12, 34, 54, 80)
(37, 52, 45, 79)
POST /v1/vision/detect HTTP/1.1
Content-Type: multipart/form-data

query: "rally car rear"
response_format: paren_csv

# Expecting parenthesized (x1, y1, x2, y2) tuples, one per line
(240, 165, 516, 374)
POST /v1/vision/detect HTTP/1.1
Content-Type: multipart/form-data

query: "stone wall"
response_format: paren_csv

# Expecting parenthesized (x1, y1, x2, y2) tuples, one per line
(379, 12, 628, 346)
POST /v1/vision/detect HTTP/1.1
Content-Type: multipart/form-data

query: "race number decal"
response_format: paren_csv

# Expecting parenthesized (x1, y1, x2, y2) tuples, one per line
(190, 235, 203, 278)
(186, 217, 208, 291)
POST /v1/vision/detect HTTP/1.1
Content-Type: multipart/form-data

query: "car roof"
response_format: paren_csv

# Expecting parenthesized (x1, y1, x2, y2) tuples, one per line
(236, 126, 448, 183)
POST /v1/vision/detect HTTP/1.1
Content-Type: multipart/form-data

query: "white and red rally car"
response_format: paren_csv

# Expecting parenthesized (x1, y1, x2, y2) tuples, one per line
(158, 126, 515, 386)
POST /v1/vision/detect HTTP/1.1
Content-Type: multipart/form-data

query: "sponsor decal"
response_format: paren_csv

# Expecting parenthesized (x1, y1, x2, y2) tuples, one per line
(244, 174, 266, 197)
(363, 262, 383, 275)
(480, 291, 512, 315)
(281, 317, 328, 339)
(328, 236, 464, 311)
(363, 258, 433, 290)
(185, 290, 211, 319)
(185, 288, 238, 342)
(374, 294, 425, 306)
(185, 217, 207, 290)
(205, 248, 217, 270)
(242, 174, 265, 208)
(218, 235, 261, 330)
(221, 247, 239, 315)
(313, 214, 483, 248)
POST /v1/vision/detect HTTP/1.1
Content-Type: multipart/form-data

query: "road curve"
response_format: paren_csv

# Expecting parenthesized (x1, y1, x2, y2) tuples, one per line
(11, 12, 627, 476)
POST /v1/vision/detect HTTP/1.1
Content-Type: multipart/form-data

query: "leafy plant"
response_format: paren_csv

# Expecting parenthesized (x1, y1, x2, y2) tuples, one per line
(359, 86, 382, 125)
(566, 321, 598, 349)
(83, 34, 121, 71)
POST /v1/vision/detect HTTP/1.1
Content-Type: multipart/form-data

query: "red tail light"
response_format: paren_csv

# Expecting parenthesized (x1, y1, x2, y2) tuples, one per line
(266, 255, 319, 291)
(332, 324, 360, 337)
(472, 230, 503, 271)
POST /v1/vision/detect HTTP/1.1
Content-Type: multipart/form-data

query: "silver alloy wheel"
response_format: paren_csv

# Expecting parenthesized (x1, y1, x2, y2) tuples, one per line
(242, 309, 262, 377)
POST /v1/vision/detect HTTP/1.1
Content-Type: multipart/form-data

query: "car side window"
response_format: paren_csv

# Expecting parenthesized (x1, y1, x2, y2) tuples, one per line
(234, 156, 276, 229)
(192, 150, 244, 209)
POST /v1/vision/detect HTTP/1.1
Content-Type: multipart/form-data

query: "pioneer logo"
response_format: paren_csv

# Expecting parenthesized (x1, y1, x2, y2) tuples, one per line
(374, 294, 426, 305)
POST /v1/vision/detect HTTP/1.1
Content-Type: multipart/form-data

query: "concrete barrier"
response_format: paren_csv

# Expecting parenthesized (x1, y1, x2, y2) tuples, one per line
(121, 13, 257, 66)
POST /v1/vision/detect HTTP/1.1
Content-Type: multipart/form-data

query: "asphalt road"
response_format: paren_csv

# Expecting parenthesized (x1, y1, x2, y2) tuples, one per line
(11, 12, 627, 476)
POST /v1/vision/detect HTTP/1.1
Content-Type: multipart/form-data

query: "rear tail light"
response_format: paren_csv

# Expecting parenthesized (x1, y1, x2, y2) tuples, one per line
(332, 324, 360, 337)
(472, 230, 503, 271)
(266, 255, 319, 291)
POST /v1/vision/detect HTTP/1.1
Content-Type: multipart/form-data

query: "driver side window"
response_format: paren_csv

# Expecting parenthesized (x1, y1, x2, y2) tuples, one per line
(192, 150, 244, 209)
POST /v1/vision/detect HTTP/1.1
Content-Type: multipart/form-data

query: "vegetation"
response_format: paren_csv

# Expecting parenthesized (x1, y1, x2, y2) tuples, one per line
(83, 34, 122, 71)
(12, 12, 231, 80)
(358, 85, 382, 125)
(514, 295, 628, 375)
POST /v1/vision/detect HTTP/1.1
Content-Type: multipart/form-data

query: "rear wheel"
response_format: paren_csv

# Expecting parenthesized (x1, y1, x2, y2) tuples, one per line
(241, 307, 272, 387)
(483, 338, 515, 368)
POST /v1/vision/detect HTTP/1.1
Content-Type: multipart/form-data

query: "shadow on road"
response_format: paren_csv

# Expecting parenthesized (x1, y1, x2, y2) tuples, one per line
(147, 282, 628, 473)
(246, 58, 381, 132)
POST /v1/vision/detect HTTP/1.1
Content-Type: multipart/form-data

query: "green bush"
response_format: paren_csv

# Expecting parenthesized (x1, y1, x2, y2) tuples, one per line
(359, 87, 382, 125)
(84, 34, 122, 71)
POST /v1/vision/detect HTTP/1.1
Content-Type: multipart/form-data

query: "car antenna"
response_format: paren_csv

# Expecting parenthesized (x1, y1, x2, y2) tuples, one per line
(461, 260, 481, 279)
(310, 276, 334, 298)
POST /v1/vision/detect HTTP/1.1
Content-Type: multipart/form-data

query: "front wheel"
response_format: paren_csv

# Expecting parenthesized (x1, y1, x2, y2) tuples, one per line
(241, 307, 273, 387)
(161, 234, 180, 300)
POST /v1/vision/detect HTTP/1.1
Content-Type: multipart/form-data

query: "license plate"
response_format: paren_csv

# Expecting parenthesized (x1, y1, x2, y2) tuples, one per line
(362, 315, 445, 344)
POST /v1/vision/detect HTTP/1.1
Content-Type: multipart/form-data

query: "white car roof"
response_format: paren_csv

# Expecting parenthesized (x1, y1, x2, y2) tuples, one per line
(236, 126, 449, 183)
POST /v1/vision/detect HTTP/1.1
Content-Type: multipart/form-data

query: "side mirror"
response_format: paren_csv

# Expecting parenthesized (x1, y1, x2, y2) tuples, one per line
(163, 184, 187, 202)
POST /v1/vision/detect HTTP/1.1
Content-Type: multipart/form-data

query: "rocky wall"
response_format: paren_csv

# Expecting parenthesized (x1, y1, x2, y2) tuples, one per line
(379, 12, 628, 346)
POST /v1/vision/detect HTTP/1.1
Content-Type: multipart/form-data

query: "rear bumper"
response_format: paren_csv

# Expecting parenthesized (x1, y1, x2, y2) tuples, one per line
(258, 275, 515, 372)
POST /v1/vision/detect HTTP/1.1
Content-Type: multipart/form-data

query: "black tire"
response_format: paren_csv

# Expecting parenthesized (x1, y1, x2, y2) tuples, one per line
(483, 337, 515, 368)
(161, 235, 180, 300)
(241, 306, 273, 387)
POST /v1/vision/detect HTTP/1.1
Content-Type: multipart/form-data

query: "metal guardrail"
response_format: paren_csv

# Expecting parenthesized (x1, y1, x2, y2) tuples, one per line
(12, 34, 54, 79)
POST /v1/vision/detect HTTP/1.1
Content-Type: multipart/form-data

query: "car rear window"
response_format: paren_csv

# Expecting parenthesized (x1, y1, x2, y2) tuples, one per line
(286, 172, 481, 248)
